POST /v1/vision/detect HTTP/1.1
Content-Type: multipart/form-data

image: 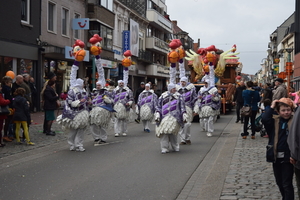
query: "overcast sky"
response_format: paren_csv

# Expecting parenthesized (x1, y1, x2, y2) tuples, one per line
(166, 0, 295, 75)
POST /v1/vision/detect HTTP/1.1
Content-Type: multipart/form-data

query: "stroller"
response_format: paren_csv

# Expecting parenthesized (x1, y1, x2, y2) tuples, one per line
(247, 112, 266, 137)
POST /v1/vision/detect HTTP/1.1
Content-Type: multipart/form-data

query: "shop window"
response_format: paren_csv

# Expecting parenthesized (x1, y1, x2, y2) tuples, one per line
(18, 59, 33, 75)
(0, 57, 13, 78)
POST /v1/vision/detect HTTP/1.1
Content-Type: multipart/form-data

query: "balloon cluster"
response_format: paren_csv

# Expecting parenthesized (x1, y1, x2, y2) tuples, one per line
(89, 34, 103, 56)
(122, 50, 132, 67)
(72, 40, 86, 62)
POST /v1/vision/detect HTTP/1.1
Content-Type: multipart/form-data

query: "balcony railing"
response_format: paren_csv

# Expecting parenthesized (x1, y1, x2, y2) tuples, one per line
(138, 50, 152, 63)
(146, 9, 172, 33)
(145, 36, 169, 54)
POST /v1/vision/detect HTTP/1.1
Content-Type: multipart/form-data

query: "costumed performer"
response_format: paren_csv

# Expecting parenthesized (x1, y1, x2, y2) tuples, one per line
(57, 40, 90, 152)
(155, 83, 187, 154)
(177, 76, 197, 145)
(194, 80, 221, 137)
(90, 81, 114, 145)
(113, 51, 134, 137)
(89, 34, 115, 145)
(136, 83, 158, 133)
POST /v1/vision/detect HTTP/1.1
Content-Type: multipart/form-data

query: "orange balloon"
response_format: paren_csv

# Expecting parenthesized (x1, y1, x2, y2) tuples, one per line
(122, 57, 132, 67)
(6, 71, 15, 79)
(168, 50, 179, 64)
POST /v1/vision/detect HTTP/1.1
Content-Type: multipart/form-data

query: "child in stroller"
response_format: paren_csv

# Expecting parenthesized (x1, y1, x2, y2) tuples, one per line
(247, 99, 271, 137)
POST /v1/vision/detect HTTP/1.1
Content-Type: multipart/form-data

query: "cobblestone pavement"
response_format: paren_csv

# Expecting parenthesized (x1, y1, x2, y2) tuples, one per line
(220, 130, 299, 200)
(0, 121, 65, 158)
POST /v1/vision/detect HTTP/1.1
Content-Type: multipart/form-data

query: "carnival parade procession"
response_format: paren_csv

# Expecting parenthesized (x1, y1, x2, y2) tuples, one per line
(2, 0, 300, 199)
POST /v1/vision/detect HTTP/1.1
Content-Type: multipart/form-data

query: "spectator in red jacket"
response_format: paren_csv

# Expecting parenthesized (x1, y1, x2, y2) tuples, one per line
(0, 83, 11, 147)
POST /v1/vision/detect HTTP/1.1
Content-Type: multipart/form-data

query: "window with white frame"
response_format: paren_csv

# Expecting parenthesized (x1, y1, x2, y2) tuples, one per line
(101, 25, 113, 50)
(21, 0, 30, 24)
(62, 8, 69, 36)
(74, 13, 80, 39)
(48, 1, 56, 32)
(99, 0, 113, 11)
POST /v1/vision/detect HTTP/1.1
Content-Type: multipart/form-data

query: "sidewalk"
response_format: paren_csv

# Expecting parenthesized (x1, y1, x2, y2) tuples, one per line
(177, 114, 298, 200)
(0, 111, 65, 158)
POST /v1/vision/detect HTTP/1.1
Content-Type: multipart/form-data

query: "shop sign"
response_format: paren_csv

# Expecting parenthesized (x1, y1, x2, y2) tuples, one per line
(64, 46, 89, 62)
(72, 18, 89, 30)
(122, 31, 130, 53)
(113, 49, 121, 55)
(101, 59, 117, 69)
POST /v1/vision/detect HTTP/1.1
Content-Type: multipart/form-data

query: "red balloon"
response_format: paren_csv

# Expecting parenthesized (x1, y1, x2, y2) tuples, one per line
(6, 71, 15, 79)
(123, 50, 132, 57)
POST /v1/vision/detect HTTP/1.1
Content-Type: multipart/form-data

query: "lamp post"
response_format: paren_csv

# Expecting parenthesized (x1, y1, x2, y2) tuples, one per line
(285, 48, 293, 94)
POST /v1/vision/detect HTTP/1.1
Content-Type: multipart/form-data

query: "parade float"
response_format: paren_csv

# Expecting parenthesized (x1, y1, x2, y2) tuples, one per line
(183, 44, 241, 114)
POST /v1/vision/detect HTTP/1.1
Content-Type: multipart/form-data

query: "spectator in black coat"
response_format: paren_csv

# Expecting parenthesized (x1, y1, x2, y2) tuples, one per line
(261, 83, 273, 103)
(134, 82, 145, 123)
(29, 77, 37, 112)
(233, 81, 246, 123)
(43, 80, 59, 136)
(134, 82, 145, 104)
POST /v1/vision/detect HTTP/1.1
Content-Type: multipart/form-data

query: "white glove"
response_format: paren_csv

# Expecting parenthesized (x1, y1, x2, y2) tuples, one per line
(183, 113, 188, 123)
(193, 105, 199, 114)
(71, 100, 80, 107)
(128, 101, 133, 106)
(154, 112, 160, 122)
(103, 97, 112, 104)
(135, 106, 139, 115)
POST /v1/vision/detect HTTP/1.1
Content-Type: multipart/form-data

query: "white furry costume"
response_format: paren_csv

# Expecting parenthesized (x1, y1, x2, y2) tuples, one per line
(136, 86, 158, 132)
(176, 77, 197, 143)
(56, 63, 90, 151)
(113, 81, 134, 135)
(89, 55, 114, 143)
(155, 84, 187, 153)
(194, 84, 221, 135)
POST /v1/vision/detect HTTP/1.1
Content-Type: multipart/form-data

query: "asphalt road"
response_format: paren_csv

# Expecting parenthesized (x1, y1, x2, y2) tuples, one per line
(0, 114, 233, 200)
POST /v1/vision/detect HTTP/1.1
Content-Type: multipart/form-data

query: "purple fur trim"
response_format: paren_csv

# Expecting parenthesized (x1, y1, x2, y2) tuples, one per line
(171, 63, 176, 68)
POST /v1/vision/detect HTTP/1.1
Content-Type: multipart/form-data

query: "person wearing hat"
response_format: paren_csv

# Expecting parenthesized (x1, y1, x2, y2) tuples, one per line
(134, 82, 145, 123)
(90, 81, 114, 145)
(57, 78, 90, 152)
(272, 78, 288, 101)
(136, 83, 158, 133)
(177, 76, 197, 145)
(262, 98, 297, 199)
(194, 80, 221, 137)
(113, 80, 134, 137)
(155, 83, 187, 154)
